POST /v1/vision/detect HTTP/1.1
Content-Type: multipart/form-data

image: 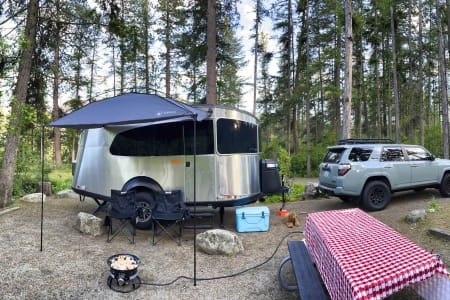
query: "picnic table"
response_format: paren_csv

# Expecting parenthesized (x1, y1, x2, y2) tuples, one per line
(303, 208, 450, 300)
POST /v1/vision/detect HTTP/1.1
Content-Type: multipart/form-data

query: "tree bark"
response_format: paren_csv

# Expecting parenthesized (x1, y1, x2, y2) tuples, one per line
(165, 4, 171, 98)
(418, 0, 424, 145)
(206, 0, 217, 104)
(342, 0, 352, 140)
(253, 0, 260, 115)
(0, 0, 39, 207)
(333, 4, 342, 140)
(391, 6, 400, 143)
(52, 0, 62, 168)
(436, 0, 449, 158)
(143, 1, 150, 94)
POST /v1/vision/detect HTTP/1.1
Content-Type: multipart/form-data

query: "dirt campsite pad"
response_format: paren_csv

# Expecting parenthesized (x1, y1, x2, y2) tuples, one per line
(1, 189, 449, 299)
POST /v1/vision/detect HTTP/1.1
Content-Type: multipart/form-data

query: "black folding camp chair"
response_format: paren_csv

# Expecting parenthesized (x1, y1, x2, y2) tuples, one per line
(106, 190, 138, 244)
(151, 190, 190, 246)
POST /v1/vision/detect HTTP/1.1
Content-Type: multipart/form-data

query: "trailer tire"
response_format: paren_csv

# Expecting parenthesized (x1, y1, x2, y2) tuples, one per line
(134, 191, 155, 229)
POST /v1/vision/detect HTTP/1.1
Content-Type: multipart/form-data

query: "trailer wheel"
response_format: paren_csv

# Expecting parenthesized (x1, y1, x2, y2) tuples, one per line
(134, 191, 155, 229)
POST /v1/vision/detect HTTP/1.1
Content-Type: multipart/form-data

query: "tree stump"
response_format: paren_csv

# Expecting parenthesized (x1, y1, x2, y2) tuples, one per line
(36, 181, 52, 196)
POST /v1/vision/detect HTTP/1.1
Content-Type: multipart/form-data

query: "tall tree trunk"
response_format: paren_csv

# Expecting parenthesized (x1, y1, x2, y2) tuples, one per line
(143, 1, 150, 94)
(89, 38, 96, 100)
(418, 0, 424, 145)
(436, 0, 449, 158)
(333, 5, 342, 140)
(165, 6, 171, 97)
(206, 0, 217, 104)
(391, 6, 400, 143)
(53, 0, 62, 168)
(407, 0, 415, 144)
(342, 0, 352, 139)
(0, 0, 39, 207)
(376, 45, 382, 138)
(447, 0, 450, 63)
(253, 0, 260, 115)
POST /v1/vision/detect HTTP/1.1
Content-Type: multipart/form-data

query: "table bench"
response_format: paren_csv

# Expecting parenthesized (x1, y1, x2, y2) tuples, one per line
(277, 240, 328, 299)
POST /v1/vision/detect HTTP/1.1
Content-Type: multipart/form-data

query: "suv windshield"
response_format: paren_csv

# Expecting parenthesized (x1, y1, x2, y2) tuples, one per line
(323, 148, 345, 163)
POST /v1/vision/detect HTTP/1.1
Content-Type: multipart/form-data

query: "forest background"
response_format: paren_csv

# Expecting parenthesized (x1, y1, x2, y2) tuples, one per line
(1, 0, 450, 208)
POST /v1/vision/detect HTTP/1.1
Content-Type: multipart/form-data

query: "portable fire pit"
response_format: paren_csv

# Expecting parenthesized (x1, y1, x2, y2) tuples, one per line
(107, 254, 141, 293)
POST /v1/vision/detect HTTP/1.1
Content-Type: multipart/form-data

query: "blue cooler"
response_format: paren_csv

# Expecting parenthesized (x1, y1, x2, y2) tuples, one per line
(235, 206, 270, 232)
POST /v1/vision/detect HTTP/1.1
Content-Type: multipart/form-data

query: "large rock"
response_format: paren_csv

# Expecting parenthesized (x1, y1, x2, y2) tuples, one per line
(196, 229, 244, 256)
(302, 182, 317, 200)
(75, 212, 105, 236)
(20, 193, 46, 203)
(405, 209, 426, 223)
(56, 189, 79, 200)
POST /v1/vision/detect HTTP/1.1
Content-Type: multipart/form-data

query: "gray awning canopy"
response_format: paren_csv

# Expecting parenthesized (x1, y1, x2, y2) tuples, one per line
(47, 93, 210, 129)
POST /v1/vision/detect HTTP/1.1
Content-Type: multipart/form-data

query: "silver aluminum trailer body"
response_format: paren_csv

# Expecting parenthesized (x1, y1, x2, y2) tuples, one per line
(72, 105, 274, 227)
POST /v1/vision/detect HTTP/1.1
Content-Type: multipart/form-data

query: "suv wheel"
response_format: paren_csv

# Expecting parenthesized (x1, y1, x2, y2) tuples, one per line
(439, 173, 450, 197)
(362, 181, 390, 211)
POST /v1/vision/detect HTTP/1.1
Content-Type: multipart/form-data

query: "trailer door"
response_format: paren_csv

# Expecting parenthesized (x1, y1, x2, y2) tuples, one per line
(183, 120, 215, 203)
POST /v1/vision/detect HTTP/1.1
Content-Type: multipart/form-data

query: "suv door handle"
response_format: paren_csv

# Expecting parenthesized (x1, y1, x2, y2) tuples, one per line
(384, 165, 392, 168)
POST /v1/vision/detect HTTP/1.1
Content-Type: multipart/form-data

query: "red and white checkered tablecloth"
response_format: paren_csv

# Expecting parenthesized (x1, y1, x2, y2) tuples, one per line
(304, 208, 449, 300)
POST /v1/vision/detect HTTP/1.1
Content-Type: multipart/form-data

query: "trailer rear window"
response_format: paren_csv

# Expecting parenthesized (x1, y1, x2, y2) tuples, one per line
(110, 120, 214, 156)
(217, 119, 258, 154)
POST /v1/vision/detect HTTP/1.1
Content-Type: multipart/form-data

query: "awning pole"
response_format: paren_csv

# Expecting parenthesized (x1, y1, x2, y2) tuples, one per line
(193, 117, 197, 286)
(40, 125, 44, 251)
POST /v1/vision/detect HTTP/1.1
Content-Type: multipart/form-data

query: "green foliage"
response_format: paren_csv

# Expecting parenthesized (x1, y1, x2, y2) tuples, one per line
(261, 138, 291, 177)
(263, 183, 305, 203)
(48, 165, 73, 193)
(424, 125, 443, 157)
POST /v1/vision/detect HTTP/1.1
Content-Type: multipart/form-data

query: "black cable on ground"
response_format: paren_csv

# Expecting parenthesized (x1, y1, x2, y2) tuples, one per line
(137, 230, 304, 287)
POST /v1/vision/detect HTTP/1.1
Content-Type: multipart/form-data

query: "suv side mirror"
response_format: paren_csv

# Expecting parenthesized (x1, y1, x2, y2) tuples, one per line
(429, 154, 435, 161)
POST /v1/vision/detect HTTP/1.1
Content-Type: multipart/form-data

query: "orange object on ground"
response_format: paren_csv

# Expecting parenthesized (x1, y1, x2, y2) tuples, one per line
(278, 209, 289, 217)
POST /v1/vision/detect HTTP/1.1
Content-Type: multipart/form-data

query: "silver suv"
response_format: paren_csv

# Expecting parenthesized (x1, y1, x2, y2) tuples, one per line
(318, 139, 450, 210)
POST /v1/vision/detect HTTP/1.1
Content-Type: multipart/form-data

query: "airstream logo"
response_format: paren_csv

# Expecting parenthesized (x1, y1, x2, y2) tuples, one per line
(157, 111, 177, 116)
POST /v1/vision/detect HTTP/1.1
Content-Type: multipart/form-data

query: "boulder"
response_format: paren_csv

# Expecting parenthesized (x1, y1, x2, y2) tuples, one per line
(56, 189, 79, 200)
(36, 181, 52, 196)
(303, 182, 317, 199)
(405, 209, 426, 223)
(196, 229, 244, 256)
(20, 193, 46, 203)
(75, 212, 105, 236)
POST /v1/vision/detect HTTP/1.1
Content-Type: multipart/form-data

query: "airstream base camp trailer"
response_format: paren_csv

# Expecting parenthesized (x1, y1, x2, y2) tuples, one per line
(72, 104, 281, 228)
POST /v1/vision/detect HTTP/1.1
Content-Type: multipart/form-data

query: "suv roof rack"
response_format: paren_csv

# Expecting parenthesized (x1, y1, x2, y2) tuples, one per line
(338, 138, 395, 145)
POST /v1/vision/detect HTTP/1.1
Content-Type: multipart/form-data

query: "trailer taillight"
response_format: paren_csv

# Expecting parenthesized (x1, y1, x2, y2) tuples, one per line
(338, 163, 351, 176)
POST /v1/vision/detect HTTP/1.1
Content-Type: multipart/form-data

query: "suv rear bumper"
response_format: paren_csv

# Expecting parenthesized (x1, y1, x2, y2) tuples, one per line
(318, 183, 360, 197)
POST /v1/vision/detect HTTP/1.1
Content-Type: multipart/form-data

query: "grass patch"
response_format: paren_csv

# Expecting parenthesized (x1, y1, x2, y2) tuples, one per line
(48, 165, 72, 193)
(263, 183, 305, 204)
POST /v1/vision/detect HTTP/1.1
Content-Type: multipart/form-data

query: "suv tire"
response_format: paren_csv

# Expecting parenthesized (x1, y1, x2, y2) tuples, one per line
(439, 173, 450, 197)
(362, 180, 390, 211)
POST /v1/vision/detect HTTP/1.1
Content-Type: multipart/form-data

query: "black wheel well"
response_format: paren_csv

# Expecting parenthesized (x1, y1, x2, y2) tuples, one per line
(441, 171, 450, 183)
(363, 177, 391, 192)
(122, 176, 164, 193)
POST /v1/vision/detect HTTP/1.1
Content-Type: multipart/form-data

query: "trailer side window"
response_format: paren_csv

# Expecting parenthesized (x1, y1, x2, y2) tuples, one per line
(217, 119, 258, 154)
(110, 120, 213, 156)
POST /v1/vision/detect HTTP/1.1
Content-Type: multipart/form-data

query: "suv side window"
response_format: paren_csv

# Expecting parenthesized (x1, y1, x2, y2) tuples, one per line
(323, 148, 345, 163)
(405, 146, 432, 161)
(348, 147, 373, 162)
(381, 146, 405, 161)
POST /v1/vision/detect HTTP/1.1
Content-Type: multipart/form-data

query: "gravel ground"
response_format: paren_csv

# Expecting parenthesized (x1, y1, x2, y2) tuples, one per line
(1, 187, 449, 300)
